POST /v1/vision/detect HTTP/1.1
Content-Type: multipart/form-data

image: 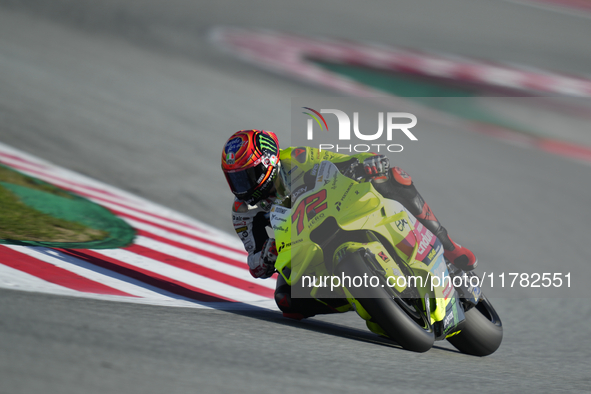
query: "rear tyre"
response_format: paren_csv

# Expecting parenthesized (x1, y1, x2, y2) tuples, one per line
(447, 295, 503, 356)
(337, 251, 435, 353)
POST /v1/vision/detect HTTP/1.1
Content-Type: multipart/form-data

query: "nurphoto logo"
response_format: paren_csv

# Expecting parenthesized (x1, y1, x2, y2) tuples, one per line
(302, 107, 418, 153)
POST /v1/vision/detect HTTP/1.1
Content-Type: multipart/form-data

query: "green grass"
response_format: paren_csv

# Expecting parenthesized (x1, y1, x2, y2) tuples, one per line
(0, 164, 74, 199)
(0, 166, 108, 243)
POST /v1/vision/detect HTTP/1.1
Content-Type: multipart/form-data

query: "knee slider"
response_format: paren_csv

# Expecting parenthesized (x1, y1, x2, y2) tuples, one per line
(274, 290, 293, 312)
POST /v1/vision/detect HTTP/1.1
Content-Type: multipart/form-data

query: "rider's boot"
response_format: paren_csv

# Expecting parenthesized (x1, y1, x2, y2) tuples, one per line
(372, 167, 477, 271)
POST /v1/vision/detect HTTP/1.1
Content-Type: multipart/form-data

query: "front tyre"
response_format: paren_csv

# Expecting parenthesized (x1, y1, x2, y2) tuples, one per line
(447, 295, 503, 356)
(337, 251, 435, 353)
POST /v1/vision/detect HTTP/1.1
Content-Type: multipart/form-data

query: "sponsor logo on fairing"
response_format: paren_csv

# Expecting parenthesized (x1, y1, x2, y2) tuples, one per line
(277, 241, 291, 252)
(443, 311, 454, 329)
(442, 279, 454, 300)
(293, 148, 307, 163)
(427, 248, 437, 261)
(417, 229, 434, 255)
(378, 251, 390, 262)
(270, 213, 286, 223)
(395, 219, 408, 231)
(273, 225, 288, 233)
(292, 186, 308, 201)
(310, 163, 319, 176)
(272, 206, 288, 214)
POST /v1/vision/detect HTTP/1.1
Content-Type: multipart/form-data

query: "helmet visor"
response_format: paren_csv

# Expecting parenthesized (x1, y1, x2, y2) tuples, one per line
(225, 163, 270, 196)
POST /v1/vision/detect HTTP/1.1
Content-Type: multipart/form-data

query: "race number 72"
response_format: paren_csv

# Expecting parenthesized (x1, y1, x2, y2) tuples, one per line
(292, 189, 327, 235)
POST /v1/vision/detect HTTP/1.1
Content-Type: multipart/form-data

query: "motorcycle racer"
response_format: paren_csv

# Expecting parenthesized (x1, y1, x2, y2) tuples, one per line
(222, 129, 477, 318)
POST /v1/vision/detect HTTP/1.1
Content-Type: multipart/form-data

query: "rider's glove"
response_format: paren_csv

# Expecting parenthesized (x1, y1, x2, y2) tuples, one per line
(363, 154, 390, 179)
(247, 238, 277, 279)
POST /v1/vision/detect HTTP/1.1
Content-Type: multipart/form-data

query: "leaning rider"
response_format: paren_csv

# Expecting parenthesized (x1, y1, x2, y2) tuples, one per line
(221, 129, 477, 319)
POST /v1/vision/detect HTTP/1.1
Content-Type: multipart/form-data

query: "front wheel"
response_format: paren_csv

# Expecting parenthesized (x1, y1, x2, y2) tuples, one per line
(447, 295, 503, 356)
(337, 251, 435, 353)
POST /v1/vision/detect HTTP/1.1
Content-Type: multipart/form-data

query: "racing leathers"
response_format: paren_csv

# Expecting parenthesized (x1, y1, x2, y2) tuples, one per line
(231, 146, 477, 318)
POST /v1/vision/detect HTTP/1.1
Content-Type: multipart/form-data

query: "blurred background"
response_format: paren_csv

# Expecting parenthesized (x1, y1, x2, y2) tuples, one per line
(1, 0, 590, 393)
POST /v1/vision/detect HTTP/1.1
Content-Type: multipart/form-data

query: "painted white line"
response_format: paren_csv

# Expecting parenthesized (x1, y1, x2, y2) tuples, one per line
(4, 245, 177, 300)
(134, 236, 276, 290)
(0, 263, 216, 309)
(95, 248, 271, 303)
(0, 261, 85, 295)
(125, 218, 247, 261)
(96, 199, 244, 250)
(0, 142, 277, 310)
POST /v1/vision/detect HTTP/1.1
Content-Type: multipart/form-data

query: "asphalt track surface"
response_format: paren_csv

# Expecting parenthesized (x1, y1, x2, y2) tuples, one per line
(0, 1, 590, 393)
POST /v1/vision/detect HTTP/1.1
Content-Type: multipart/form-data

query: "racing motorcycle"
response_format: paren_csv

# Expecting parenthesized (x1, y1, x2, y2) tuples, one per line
(270, 160, 502, 355)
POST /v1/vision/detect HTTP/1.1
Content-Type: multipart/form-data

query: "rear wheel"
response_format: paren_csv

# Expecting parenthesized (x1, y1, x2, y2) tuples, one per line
(447, 295, 503, 356)
(337, 251, 435, 353)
